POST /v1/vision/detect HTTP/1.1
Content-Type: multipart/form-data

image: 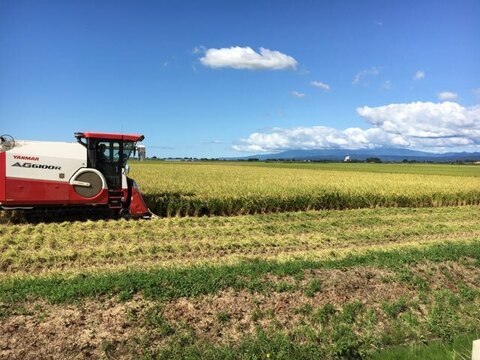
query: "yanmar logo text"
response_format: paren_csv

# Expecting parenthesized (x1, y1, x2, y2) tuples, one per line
(12, 162, 61, 170)
(13, 155, 40, 161)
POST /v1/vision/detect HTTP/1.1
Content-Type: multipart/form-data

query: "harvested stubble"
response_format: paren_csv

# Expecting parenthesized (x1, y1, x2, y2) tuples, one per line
(1, 206, 480, 277)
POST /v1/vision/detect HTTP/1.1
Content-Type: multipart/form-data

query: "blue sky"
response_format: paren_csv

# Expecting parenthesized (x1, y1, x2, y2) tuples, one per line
(1, 0, 479, 157)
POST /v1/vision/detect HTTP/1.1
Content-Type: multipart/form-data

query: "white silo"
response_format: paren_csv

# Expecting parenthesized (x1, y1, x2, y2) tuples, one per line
(137, 145, 146, 161)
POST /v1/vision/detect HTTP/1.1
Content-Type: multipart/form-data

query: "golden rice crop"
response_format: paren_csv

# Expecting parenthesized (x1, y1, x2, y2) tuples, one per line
(130, 162, 480, 216)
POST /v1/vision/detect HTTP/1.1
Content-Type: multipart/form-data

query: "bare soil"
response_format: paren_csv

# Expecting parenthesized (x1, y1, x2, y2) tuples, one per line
(0, 298, 150, 360)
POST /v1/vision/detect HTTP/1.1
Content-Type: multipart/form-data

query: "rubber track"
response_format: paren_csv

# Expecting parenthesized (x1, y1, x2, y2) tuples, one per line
(0, 206, 120, 224)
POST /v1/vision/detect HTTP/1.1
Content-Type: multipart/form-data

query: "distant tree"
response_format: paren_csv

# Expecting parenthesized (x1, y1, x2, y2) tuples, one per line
(366, 157, 382, 163)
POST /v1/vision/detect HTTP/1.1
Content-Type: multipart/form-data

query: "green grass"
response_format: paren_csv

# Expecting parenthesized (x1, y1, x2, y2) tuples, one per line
(370, 333, 477, 359)
(147, 330, 328, 360)
(1, 240, 479, 304)
(142, 331, 478, 360)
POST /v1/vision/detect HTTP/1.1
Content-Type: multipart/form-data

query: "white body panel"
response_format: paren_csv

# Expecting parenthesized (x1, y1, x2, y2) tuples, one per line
(5, 141, 87, 182)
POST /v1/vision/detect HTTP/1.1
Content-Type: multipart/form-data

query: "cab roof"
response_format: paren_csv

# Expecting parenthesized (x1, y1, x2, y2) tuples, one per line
(75, 132, 144, 142)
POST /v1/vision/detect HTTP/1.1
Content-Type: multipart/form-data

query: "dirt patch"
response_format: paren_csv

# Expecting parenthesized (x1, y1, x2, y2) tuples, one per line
(0, 297, 151, 360)
(161, 262, 480, 343)
(161, 266, 411, 342)
(412, 259, 480, 291)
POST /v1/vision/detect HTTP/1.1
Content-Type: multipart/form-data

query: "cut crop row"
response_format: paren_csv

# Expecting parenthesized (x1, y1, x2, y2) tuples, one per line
(1, 206, 480, 277)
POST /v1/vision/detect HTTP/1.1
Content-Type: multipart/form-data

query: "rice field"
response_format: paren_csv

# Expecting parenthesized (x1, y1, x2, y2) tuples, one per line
(131, 162, 480, 216)
(1, 162, 480, 359)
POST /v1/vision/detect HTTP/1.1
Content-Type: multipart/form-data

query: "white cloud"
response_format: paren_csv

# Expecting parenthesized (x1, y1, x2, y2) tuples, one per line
(382, 80, 392, 90)
(290, 91, 306, 98)
(233, 126, 407, 152)
(438, 91, 458, 101)
(310, 81, 330, 91)
(357, 101, 479, 140)
(352, 67, 380, 85)
(199, 46, 298, 70)
(234, 102, 480, 152)
(413, 70, 425, 80)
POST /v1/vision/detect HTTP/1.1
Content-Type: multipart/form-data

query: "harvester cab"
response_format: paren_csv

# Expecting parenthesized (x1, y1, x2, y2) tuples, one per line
(0, 132, 153, 219)
(74, 132, 152, 218)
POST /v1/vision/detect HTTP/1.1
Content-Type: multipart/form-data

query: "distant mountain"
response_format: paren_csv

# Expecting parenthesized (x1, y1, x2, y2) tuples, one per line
(233, 148, 480, 162)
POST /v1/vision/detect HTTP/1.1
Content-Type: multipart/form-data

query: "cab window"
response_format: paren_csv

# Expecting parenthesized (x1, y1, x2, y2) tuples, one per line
(96, 141, 110, 162)
(96, 141, 121, 162)
(112, 142, 121, 162)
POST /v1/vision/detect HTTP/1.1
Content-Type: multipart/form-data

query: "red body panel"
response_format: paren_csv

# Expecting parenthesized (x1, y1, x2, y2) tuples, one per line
(0, 152, 5, 202)
(2, 177, 109, 206)
(5, 178, 69, 205)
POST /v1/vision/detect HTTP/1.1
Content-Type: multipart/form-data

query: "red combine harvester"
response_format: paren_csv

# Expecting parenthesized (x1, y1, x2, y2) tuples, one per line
(0, 132, 153, 219)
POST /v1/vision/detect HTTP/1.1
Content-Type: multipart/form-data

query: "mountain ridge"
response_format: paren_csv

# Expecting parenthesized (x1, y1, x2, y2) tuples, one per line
(233, 148, 480, 162)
